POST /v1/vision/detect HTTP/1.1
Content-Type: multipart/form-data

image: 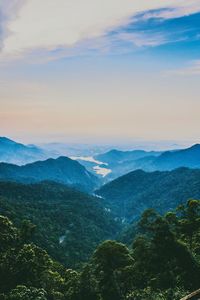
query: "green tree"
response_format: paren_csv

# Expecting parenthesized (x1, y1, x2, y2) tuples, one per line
(14, 244, 53, 287)
(0, 216, 18, 252)
(79, 264, 100, 300)
(20, 220, 36, 244)
(133, 209, 200, 291)
(177, 200, 200, 252)
(92, 240, 133, 300)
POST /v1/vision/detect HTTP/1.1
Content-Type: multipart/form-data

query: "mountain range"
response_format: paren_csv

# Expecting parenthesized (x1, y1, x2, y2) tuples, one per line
(1, 137, 200, 181)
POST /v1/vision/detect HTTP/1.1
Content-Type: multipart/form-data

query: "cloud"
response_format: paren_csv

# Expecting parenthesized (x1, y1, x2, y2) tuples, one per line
(0, 1, 25, 48)
(1, 0, 200, 60)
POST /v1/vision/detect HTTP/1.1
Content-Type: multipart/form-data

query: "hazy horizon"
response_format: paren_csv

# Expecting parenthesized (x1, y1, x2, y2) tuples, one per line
(1, 134, 199, 152)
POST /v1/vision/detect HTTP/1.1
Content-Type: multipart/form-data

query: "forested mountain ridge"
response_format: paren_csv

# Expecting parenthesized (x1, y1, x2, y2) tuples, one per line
(0, 181, 120, 268)
(0, 156, 100, 192)
(96, 167, 200, 221)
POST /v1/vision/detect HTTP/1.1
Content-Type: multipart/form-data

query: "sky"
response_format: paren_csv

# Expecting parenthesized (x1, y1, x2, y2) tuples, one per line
(0, 0, 200, 145)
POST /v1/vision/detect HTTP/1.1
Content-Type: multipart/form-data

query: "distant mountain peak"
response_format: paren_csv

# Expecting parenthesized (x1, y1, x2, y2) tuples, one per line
(102, 149, 122, 156)
(108, 149, 121, 153)
(56, 156, 73, 161)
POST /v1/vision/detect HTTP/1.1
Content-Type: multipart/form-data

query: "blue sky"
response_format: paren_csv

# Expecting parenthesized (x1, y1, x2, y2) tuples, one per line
(0, 0, 200, 145)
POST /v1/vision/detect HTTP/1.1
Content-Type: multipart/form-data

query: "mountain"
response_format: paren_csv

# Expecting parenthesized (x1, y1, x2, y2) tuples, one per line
(0, 181, 120, 268)
(93, 149, 161, 180)
(96, 167, 200, 221)
(0, 156, 100, 192)
(151, 144, 200, 170)
(127, 144, 200, 172)
(95, 149, 161, 165)
(0, 137, 47, 165)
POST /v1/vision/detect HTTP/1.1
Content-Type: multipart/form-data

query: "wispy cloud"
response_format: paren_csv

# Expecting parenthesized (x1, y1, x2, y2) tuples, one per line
(139, 1, 200, 21)
(0, 0, 200, 62)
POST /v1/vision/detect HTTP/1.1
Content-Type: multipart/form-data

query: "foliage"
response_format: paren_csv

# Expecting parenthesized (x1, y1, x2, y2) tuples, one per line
(7, 286, 48, 300)
(0, 181, 120, 268)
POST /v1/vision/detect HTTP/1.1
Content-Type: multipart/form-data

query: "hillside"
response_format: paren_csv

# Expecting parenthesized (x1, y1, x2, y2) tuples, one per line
(96, 167, 200, 221)
(0, 156, 100, 192)
(0, 181, 120, 268)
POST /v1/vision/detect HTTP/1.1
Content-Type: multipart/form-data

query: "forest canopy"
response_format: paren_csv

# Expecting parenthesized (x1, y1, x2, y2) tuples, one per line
(0, 199, 199, 300)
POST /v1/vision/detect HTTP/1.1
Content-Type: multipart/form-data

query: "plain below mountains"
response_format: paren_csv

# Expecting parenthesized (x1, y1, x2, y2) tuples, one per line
(0, 156, 100, 192)
(96, 167, 200, 221)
